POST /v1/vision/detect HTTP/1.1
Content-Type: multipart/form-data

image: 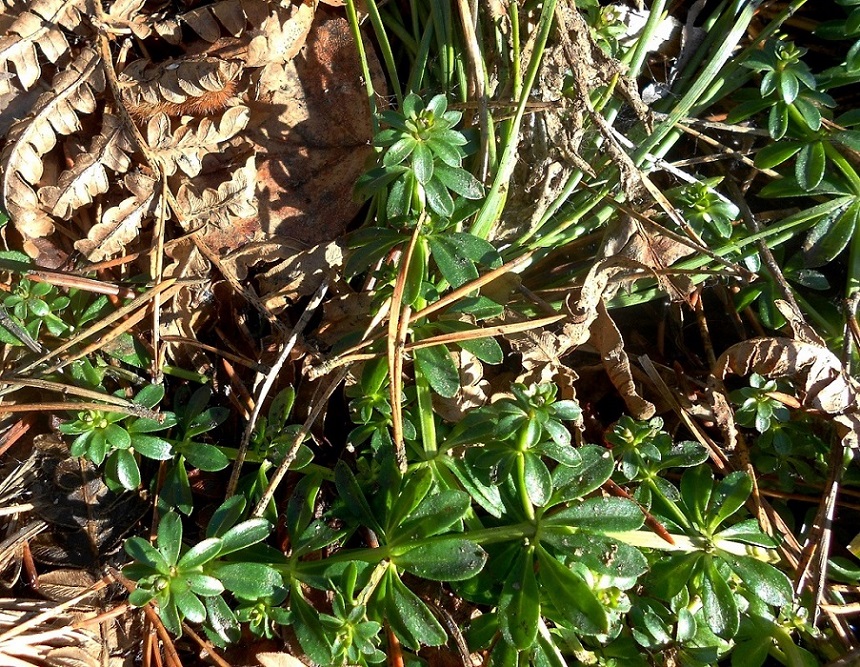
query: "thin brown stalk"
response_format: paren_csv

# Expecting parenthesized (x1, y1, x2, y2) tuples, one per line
(388, 220, 424, 472)
(252, 367, 349, 518)
(226, 278, 330, 498)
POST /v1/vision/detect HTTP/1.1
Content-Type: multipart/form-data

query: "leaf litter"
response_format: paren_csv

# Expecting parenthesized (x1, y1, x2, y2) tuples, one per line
(0, 0, 857, 664)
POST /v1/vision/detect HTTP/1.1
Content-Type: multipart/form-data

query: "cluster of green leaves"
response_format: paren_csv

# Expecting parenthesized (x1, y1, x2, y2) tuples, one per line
(731, 35, 860, 276)
(125, 496, 281, 644)
(59, 385, 174, 491)
(729, 374, 829, 491)
(0, 252, 115, 348)
(356, 93, 484, 221)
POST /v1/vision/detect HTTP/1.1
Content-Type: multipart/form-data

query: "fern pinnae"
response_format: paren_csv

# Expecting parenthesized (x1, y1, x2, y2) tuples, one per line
(0, 0, 91, 89)
(1, 47, 105, 241)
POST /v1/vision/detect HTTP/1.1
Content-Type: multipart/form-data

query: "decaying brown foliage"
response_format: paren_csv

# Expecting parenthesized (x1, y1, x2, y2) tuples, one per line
(0, 0, 378, 264)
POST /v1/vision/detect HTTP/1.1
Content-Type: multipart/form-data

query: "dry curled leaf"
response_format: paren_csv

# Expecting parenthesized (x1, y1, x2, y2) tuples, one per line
(146, 105, 249, 177)
(713, 337, 860, 450)
(119, 56, 242, 120)
(249, 7, 381, 244)
(176, 155, 257, 228)
(594, 301, 655, 419)
(0, 0, 90, 90)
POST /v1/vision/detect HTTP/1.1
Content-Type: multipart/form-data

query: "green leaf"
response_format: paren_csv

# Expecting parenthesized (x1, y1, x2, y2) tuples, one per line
(291, 590, 332, 664)
(680, 465, 713, 530)
(160, 459, 193, 515)
(212, 563, 283, 599)
(186, 407, 229, 438)
(796, 141, 826, 190)
(206, 496, 246, 538)
(543, 497, 644, 532)
(135, 384, 165, 409)
(426, 93, 447, 117)
(394, 538, 486, 581)
(213, 518, 271, 556)
(286, 474, 321, 541)
(383, 136, 418, 167)
(803, 200, 859, 266)
(335, 461, 384, 536)
(397, 489, 470, 540)
(174, 589, 206, 624)
(707, 471, 752, 532)
(424, 175, 455, 217)
(383, 569, 448, 649)
(128, 414, 176, 434)
(522, 452, 552, 507)
(537, 547, 608, 635)
(111, 449, 140, 490)
(183, 443, 230, 472)
(726, 555, 792, 606)
(754, 141, 801, 169)
(457, 336, 503, 364)
(412, 142, 434, 183)
(205, 595, 241, 645)
(177, 537, 223, 569)
(701, 557, 740, 638)
(647, 553, 701, 600)
(426, 137, 463, 167)
(128, 587, 156, 607)
(448, 232, 500, 266)
(184, 573, 224, 597)
(434, 163, 484, 199)
(157, 513, 183, 565)
(414, 344, 459, 398)
(550, 445, 614, 503)
(498, 550, 540, 650)
(131, 435, 173, 460)
(428, 235, 477, 287)
(125, 537, 169, 573)
(404, 235, 428, 306)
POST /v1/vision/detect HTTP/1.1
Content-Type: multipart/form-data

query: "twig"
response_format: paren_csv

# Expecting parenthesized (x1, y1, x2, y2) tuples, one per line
(251, 367, 349, 518)
(226, 278, 330, 498)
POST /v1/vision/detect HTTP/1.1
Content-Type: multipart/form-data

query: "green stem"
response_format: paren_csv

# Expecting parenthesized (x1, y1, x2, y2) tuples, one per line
(364, 0, 404, 106)
(470, 0, 557, 239)
(345, 0, 378, 135)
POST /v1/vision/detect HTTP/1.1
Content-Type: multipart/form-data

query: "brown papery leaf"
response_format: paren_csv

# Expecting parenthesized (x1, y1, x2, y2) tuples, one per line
(713, 337, 860, 449)
(0, 0, 90, 90)
(38, 114, 134, 219)
(594, 301, 655, 419)
(176, 155, 257, 228)
(248, 7, 381, 245)
(1, 47, 105, 252)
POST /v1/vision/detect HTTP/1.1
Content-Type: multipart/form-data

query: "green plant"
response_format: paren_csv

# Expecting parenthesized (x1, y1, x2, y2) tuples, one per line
(124, 497, 281, 644)
(356, 92, 484, 221)
(0, 278, 70, 346)
(59, 384, 175, 491)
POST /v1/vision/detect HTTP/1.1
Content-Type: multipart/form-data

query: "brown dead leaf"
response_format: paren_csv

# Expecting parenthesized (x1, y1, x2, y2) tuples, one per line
(713, 337, 860, 449)
(594, 301, 655, 419)
(256, 652, 308, 667)
(257, 239, 344, 311)
(600, 214, 694, 301)
(434, 349, 491, 421)
(248, 6, 381, 245)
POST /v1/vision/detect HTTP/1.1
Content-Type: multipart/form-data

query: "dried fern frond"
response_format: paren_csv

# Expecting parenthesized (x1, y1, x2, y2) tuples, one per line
(0, 0, 91, 89)
(176, 155, 257, 227)
(38, 114, 135, 219)
(1, 47, 104, 244)
(154, 0, 268, 44)
(74, 172, 158, 261)
(146, 105, 249, 177)
(119, 56, 242, 119)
